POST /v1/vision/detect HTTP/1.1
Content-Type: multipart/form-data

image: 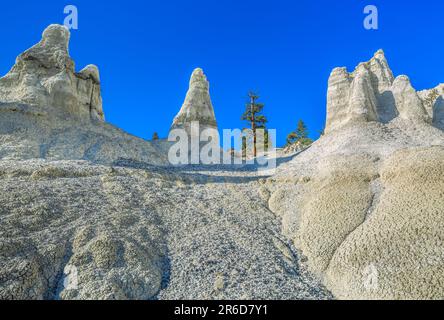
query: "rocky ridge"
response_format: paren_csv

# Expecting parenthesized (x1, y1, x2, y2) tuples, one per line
(325, 50, 444, 133)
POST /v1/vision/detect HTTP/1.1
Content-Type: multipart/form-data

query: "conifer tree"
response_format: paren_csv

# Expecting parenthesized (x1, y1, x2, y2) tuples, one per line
(286, 119, 313, 146)
(241, 92, 268, 157)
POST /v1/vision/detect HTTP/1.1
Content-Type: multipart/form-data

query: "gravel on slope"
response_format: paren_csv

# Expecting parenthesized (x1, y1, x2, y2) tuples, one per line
(0, 159, 332, 299)
(153, 165, 332, 300)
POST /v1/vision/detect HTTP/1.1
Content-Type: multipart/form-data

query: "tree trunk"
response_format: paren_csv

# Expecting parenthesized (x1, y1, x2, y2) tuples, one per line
(251, 96, 257, 157)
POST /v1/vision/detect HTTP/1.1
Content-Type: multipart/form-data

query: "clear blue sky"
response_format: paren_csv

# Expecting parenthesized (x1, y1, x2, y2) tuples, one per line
(1, 0, 444, 146)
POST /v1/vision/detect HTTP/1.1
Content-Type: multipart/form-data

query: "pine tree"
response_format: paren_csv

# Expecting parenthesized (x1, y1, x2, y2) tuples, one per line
(152, 132, 159, 141)
(286, 120, 313, 146)
(241, 92, 268, 157)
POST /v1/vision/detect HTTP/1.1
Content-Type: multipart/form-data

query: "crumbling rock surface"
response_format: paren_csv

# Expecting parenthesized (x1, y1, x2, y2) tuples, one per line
(325, 147, 444, 299)
(0, 160, 332, 300)
(0, 160, 167, 300)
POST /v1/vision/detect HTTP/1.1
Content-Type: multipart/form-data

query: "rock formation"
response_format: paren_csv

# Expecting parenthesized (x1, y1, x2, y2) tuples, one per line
(418, 84, 444, 130)
(170, 68, 218, 136)
(168, 68, 221, 164)
(0, 25, 104, 122)
(0, 25, 166, 165)
(267, 50, 444, 299)
(325, 50, 440, 134)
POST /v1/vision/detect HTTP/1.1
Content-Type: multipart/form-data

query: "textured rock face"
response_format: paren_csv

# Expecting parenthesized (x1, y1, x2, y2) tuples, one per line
(0, 25, 104, 121)
(418, 84, 444, 130)
(325, 147, 444, 299)
(0, 161, 167, 300)
(268, 50, 444, 300)
(325, 50, 442, 134)
(170, 68, 217, 135)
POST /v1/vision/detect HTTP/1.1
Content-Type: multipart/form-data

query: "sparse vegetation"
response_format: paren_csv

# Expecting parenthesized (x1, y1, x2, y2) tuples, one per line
(286, 119, 313, 147)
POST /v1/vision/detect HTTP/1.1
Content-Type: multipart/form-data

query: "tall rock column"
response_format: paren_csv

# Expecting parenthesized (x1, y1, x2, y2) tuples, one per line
(347, 64, 379, 125)
(170, 68, 217, 136)
(391, 76, 429, 123)
(169, 68, 219, 164)
(325, 68, 352, 134)
(367, 49, 395, 94)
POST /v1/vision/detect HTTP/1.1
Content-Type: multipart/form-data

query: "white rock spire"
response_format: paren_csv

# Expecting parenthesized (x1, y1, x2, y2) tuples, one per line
(170, 68, 217, 135)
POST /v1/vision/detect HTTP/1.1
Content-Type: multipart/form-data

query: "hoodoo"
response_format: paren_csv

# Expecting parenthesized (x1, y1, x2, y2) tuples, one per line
(324, 49, 443, 134)
(0, 25, 166, 165)
(170, 68, 218, 136)
(269, 50, 444, 300)
(0, 24, 104, 122)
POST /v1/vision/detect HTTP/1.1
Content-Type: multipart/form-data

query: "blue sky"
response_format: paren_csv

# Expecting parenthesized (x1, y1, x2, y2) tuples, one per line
(1, 0, 444, 146)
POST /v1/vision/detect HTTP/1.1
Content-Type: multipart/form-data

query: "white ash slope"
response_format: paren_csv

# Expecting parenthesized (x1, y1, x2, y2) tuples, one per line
(154, 165, 331, 300)
(0, 25, 166, 165)
(0, 160, 168, 299)
(267, 50, 444, 299)
(0, 160, 332, 300)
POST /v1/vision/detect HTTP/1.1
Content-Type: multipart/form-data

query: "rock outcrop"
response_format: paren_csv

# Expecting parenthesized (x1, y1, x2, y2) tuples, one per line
(0, 25, 104, 122)
(170, 68, 217, 136)
(168, 68, 221, 164)
(268, 50, 444, 300)
(0, 25, 166, 165)
(325, 50, 441, 134)
(418, 84, 444, 130)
